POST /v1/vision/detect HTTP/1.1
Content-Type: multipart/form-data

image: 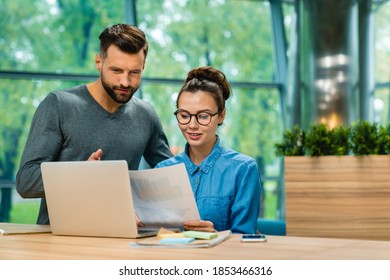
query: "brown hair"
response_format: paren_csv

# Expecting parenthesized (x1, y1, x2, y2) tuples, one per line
(98, 23, 148, 59)
(177, 66, 231, 113)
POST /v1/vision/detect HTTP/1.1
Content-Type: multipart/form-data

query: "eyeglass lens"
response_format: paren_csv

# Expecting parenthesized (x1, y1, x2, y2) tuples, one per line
(175, 111, 216, 125)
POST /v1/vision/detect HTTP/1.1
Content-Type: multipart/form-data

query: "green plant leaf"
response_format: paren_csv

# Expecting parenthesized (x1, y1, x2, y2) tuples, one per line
(274, 125, 305, 156)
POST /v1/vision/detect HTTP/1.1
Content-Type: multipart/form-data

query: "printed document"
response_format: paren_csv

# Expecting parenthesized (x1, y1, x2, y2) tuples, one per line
(129, 164, 200, 227)
(131, 230, 232, 248)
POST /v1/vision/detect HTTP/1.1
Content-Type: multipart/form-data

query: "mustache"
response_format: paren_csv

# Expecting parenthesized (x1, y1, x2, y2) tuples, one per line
(114, 85, 133, 91)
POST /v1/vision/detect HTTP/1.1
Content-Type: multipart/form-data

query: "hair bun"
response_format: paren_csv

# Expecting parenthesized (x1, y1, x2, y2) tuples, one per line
(182, 66, 231, 102)
(186, 66, 225, 85)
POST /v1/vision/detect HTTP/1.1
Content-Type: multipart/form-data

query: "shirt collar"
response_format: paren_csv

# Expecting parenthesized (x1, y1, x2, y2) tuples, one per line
(184, 135, 223, 175)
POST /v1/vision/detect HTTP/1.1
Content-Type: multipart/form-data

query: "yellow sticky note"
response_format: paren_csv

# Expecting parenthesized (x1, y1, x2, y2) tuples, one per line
(157, 227, 184, 240)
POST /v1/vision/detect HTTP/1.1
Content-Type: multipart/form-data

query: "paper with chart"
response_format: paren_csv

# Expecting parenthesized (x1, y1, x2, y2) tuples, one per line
(129, 163, 200, 227)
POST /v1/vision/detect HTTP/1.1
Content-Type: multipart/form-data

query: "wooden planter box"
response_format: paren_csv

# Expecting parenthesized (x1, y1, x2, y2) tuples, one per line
(285, 155, 390, 241)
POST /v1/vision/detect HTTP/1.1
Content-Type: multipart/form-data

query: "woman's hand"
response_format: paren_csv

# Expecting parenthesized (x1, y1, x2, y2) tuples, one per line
(183, 220, 216, 232)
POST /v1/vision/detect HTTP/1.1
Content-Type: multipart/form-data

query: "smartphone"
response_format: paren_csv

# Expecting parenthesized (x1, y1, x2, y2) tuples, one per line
(241, 233, 267, 242)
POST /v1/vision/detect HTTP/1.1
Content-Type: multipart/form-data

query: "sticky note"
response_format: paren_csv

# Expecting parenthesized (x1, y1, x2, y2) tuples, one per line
(183, 231, 218, 240)
(159, 237, 195, 244)
(156, 228, 184, 239)
(157, 232, 185, 240)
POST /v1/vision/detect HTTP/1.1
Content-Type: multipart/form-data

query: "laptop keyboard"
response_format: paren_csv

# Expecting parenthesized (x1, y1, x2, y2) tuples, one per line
(138, 228, 159, 234)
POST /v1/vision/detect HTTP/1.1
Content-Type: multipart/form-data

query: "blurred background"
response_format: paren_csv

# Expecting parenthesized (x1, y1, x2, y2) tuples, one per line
(0, 0, 389, 224)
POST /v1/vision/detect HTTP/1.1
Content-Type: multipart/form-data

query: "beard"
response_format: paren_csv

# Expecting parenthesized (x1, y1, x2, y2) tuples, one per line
(100, 73, 138, 104)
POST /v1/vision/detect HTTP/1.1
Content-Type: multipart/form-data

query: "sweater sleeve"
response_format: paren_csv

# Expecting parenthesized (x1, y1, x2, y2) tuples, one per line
(16, 93, 64, 198)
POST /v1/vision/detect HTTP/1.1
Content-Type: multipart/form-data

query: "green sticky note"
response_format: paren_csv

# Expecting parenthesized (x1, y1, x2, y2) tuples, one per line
(183, 231, 218, 240)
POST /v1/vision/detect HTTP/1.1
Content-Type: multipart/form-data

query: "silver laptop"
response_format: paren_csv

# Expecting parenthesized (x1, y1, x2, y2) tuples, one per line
(41, 160, 158, 238)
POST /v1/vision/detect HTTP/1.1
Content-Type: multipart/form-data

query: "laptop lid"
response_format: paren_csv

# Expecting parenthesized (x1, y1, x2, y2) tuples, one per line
(41, 160, 157, 238)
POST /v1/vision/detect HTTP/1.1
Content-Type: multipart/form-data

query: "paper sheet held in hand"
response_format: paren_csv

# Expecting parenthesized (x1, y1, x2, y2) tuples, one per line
(129, 163, 200, 228)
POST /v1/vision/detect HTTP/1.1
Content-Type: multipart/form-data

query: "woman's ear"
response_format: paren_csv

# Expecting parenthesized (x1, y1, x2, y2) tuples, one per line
(218, 109, 226, 126)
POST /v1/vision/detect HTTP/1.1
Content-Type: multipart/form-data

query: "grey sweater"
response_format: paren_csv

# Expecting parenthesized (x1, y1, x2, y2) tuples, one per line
(16, 85, 173, 224)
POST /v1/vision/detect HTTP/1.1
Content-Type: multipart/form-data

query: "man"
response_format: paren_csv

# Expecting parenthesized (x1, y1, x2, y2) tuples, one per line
(16, 24, 173, 225)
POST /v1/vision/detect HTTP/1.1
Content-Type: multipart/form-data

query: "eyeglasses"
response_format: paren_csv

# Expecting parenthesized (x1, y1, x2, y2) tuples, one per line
(174, 110, 220, 126)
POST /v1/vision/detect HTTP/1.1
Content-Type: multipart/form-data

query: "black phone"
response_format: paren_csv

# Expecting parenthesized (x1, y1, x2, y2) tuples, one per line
(241, 233, 267, 242)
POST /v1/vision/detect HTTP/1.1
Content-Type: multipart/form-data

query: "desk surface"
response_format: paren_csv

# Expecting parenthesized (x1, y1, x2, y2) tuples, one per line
(1, 231, 390, 260)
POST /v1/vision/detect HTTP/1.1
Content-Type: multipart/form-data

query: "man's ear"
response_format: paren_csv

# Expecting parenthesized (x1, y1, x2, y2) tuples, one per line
(95, 54, 102, 71)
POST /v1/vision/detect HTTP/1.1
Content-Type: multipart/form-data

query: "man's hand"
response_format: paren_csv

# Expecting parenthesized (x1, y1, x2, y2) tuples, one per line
(88, 149, 103, 161)
(183, 220, 216, 232)
(135, 212, 144, 227)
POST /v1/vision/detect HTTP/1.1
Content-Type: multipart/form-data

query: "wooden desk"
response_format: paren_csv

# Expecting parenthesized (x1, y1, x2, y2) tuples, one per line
(1, 232, 390, 260)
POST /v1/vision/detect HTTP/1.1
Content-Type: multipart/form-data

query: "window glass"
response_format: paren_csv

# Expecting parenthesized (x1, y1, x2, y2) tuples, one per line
(374, 2, 390, 124)
(282, 1, 296, 61)
(137, 0, 275, 82)
(0, 0, 124, 73)
(373, 87, 389, 124)
(1, 1, 275, 81)
(375, 2, 390, 84)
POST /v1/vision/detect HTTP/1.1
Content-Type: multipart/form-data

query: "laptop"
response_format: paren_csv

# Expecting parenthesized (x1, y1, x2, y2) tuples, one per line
(41, 160, 158, 238)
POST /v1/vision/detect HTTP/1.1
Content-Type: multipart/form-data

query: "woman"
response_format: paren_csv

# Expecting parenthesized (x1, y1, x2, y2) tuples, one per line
(156, 66, 261, 234)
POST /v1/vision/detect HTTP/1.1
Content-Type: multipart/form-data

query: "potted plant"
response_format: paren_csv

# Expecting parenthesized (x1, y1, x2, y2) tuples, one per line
(276, 121, 390, 241)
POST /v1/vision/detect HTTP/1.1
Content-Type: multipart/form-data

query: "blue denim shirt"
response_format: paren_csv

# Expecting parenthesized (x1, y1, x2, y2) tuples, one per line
(156, 137, 261, 234)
